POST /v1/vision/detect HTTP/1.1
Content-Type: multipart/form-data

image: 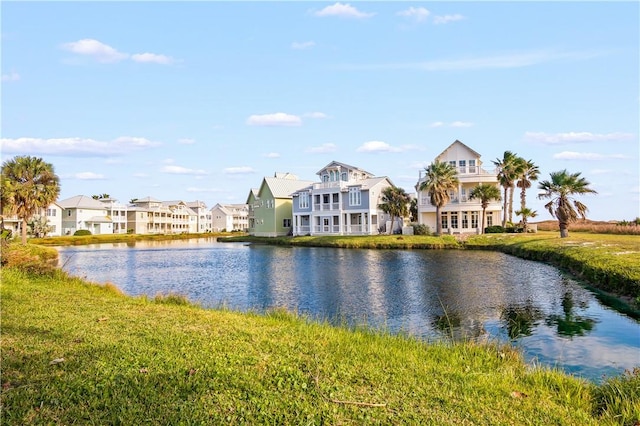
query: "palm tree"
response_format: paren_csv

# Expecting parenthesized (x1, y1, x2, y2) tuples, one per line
(516, 159, 540, 213)
(537, 170, 597, 238)
(493, 151, 521, 227)
(469, 183, 501, 234)
(515, 207, 538, 233)
(418, 161, 459, 236)
(1, 156, 60, 244)
(92, 193, 111, 200)
(379, 186, 411, 234)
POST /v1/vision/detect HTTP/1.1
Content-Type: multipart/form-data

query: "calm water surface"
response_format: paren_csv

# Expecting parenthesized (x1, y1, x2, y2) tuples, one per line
(57, 238, 640, 382)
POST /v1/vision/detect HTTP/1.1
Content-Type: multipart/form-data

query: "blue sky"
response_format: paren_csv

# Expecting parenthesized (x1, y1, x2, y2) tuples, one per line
(2, 1, 638, 221)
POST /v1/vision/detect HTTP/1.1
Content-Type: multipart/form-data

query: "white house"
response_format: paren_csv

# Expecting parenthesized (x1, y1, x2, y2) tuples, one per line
(415, 140, 502, 234)
(291, 161, 395, 236)
(211, 203, 249, 232)
(58, 195, 113, 235)
(186, 201, 212, 233)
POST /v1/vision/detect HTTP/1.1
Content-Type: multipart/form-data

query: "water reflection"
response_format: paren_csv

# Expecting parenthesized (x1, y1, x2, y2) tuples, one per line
(56, 240, 640, 382)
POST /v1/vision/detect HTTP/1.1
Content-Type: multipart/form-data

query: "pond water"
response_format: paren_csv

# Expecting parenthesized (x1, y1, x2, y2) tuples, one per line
(57, 238, 640, 382)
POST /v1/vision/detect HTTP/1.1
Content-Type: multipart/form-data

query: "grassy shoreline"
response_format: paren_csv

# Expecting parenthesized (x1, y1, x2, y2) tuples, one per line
(2, 265, 639, 425)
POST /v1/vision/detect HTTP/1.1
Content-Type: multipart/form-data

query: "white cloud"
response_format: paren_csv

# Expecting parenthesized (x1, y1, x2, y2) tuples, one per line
(337, 49, 605, 72)
(61, 39, 175, 65)
(397, 7, 430, 22)
(133, 172, 149, 178)
(75, 172, 105, 180)
(450, 121, 474, 128)
(303, 112, 330, 119)
(131, 53, 174, 65)
(1, 71, 20, 82)
(430, 121, 473, 128)
(178, 138, 196, 145)
(524, 131, 635, 145)
(552, 151, 629, 160)
(224, 166, 256, 175)
(161, 165, 209, 175)
(433, 14, 465, 25)
(356, 141, 403, 153)
(589, 169, 613, 175)
(0, 136, 160, 157)
(246, 112, 302, 127)
(264, 152, 281, 158)
(61, 39, 129, 63)
(307, 143, 337, 154)
(291, 41, 316, 50)
(314, 2, 375, 19)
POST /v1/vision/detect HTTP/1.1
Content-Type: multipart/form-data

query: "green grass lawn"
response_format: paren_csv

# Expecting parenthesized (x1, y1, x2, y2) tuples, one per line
(2, 267, 638, 425)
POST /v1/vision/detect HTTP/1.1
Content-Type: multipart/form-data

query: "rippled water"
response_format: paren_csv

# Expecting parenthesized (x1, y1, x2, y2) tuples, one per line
(57, 238, 640, 382)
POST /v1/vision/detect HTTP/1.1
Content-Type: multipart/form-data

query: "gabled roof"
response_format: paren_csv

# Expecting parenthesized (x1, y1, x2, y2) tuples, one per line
(133, 196, 162, 203)
(261, 176, 315, 199)
(186, 201, 207, 209)
(436, 140, 482, 161)
(86, 216, 112, 223)
(58, 195, 107, 209)
(161, 200, 187, 208)
(245, 188, 259, 204)
(354, 176, 394, 189)
(316, 161, 374, 177)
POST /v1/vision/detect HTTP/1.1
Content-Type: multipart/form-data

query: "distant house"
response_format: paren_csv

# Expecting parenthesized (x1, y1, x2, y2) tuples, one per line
(58, 195, 114, 235)
(246, 188, 259, 234)
(186, 201, 212, 233)
(211, 203, 249, 232)
(128, 197, 173, 234)
(2, 202, 63, 237)
(161, 200, 196, 233)
(291, 161, 394, 236)
(415, 140, 502, 234)
(247, 173, 315, 237)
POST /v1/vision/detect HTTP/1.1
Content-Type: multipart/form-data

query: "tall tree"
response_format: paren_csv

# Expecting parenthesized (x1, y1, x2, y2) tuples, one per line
(92, 193, 111, 200)
(537, 170, 597, 238)
(379, 186, 411, 234)
(493, 151, 521, 227)
(516, 159, 540, 213)
(469, 183, 501, 234)
(1, 156, 60, 244)
(418, 161, 459, 236)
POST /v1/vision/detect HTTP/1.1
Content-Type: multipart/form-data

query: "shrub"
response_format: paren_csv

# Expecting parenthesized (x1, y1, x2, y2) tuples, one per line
(74, 229, 92, 236)
(0, 240, 59, 275)
(413, 224, 431, 235)
(485, 226, 505, 234)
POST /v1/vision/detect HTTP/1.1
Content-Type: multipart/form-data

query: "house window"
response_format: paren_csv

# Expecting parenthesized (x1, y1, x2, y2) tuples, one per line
(299, 192, 309, 209)
(462, 211, 468, 228)
(67, 210, 72, 216)
(451, 212, 458, 229)
(469, 159, 477, 173)
(349, 187, 361, 206)
(341, 172, 348, 181)
(322, 174, 329, 182)
(487, 212, 493, 227)
(283, 219, 291, 227)
(47, 209, 56, 216)
(459, 160, 466, 173)
(441, 213, 448, 230)
(449, 161, 456, 168)
(471, 211, 479, 229)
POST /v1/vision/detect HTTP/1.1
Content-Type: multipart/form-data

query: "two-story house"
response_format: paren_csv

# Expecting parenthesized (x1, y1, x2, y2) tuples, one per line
(415, 140, 502, 234)
(186, 201, 212, 233)
(211, 203, 249, 232)
(58, 195, 114, 235)
(291, 161, 394, 236)
(247, 173, 315, 237)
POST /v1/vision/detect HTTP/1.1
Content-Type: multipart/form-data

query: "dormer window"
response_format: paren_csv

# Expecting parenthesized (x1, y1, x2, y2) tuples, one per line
(341, 172, 347, 181)
(322, 174, 329, 182)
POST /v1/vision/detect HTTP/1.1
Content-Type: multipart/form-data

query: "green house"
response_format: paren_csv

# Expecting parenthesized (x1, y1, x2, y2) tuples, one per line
(246, 173, 315, 237)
